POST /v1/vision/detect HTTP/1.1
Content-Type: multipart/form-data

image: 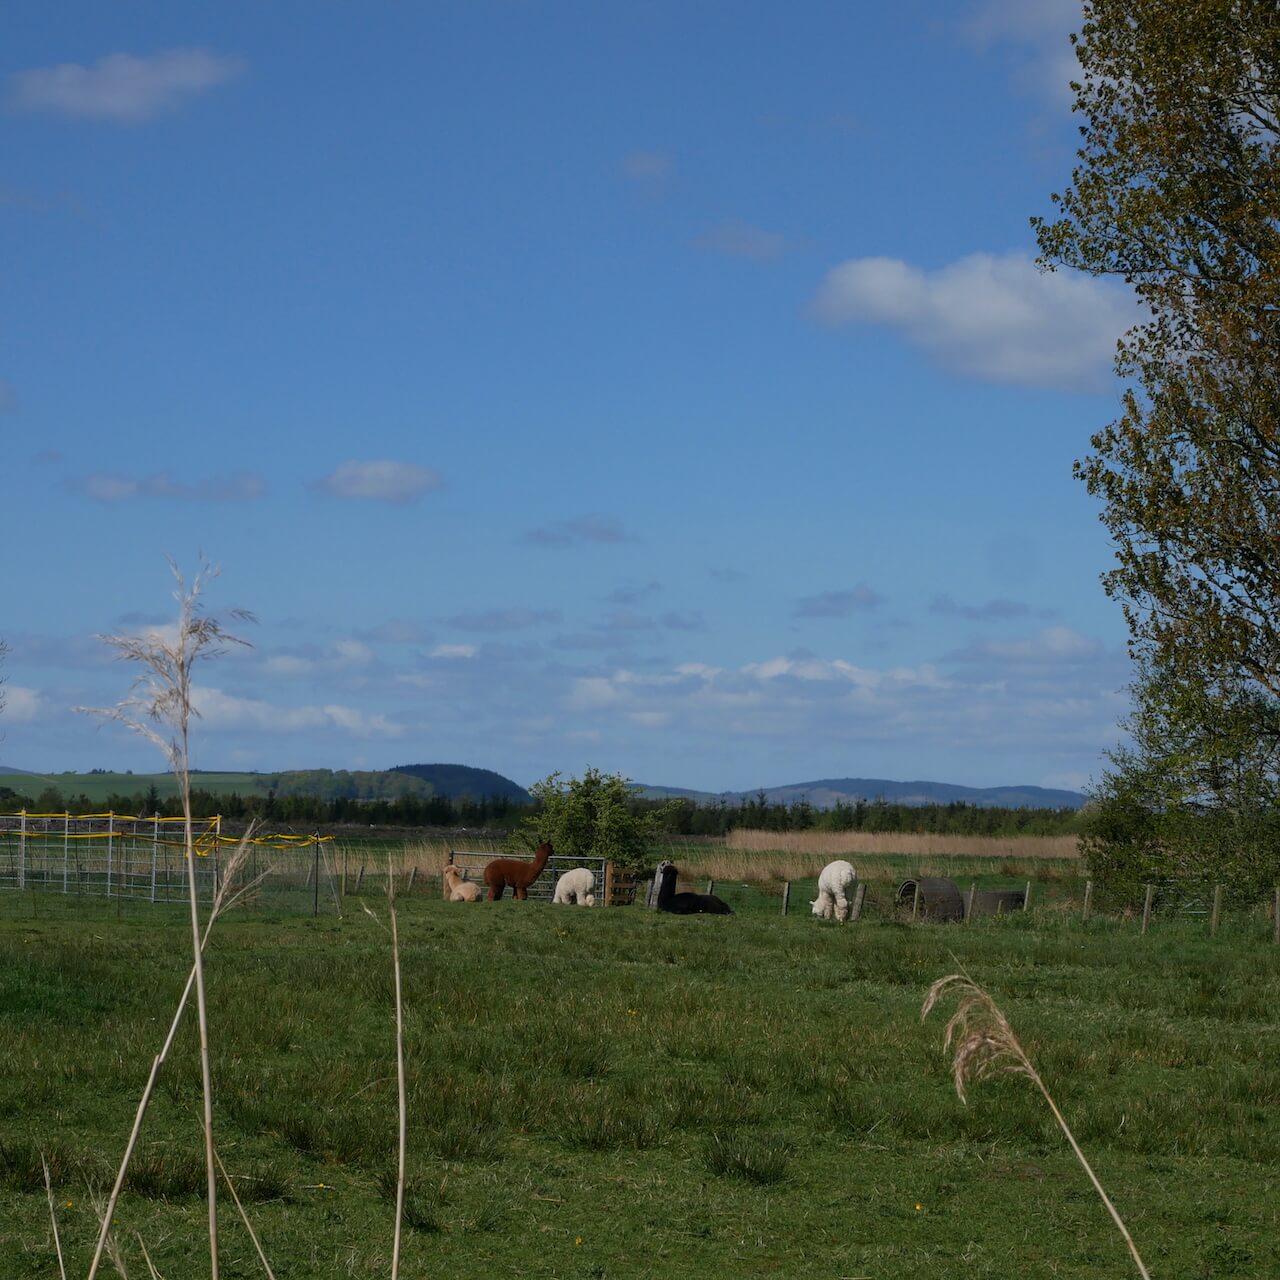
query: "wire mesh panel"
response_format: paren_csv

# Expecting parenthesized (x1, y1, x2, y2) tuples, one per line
(0, 812, 224, 903)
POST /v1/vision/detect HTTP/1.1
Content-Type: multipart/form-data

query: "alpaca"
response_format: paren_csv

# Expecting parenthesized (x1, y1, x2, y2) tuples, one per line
(552, 866, 596, 906)
(483, 840, 554, 901)
(443, 864, 481, 903)
(654, 860, 733, 915)
(810, 859, 857, 923)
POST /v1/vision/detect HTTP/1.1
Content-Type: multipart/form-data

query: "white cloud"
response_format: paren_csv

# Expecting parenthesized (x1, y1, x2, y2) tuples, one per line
(79, 470, 265, 503)
(318, 460, 443, 505)
(811, 251, 1137, 391)
(431, 644, 477, 659)
(695, 220, 787, 261)
(960, 0, 1082, 108)
(946, 624, 1103, 665)
(9, 49, 245, 122)
(3, 686, 43, 721)
(192, 686, 400, 736)
(334, 640, 373, 665)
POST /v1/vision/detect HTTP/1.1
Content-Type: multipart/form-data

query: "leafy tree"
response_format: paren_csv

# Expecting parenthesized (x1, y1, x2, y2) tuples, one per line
(1035, 1, 1280, 699)
(1036, 2, 1280, 883)
(1080, 658, 1280, 899)
(515, 768, 678, 874)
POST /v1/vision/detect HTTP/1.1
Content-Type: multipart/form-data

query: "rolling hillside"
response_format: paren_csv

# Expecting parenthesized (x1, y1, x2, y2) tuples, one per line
(638, 776, 1087, 810)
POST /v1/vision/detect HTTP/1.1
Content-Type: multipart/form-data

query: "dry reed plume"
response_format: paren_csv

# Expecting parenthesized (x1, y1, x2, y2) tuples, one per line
(922, 972, 1151, 1279)
(81, 559, 253, 1280)
(726, 828, 1078, 859)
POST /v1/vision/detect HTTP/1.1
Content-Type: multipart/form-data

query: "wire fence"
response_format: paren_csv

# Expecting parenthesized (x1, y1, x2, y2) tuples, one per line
(0, 812, 339, 912)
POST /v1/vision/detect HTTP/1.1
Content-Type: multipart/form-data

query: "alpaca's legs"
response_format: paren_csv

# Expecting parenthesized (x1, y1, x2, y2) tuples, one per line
(834, 893, 850, 923)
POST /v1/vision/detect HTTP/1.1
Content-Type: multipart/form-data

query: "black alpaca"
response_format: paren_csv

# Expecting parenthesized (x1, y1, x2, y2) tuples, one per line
(654, 860, 733, 915)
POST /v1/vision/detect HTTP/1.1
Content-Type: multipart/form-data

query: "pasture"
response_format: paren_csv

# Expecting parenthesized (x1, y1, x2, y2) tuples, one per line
(1, 868, 1278, 1279)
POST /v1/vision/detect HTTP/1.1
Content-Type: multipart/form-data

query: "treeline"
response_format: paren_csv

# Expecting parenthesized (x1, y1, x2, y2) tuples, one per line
(658, 794, 1083, 838)
(0, 784, 527, 829)
(0, 782, 1083, 838)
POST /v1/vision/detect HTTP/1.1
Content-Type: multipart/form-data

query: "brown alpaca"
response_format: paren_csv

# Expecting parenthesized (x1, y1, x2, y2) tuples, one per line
(483, 840, 553, 901)
(442, 864, 481, 902)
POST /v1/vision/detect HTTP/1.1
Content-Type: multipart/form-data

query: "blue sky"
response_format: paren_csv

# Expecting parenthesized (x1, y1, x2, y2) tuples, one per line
(1, 1, 1140, 794)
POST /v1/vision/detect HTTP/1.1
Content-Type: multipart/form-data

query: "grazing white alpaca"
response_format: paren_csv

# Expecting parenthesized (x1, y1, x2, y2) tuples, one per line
(552, 866, 596, 906)
(443, 864, 481, 902)
(810, 859, 857, 923)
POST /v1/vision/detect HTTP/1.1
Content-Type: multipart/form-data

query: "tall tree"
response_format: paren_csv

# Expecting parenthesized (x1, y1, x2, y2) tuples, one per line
(1035, 3, 1280, 802)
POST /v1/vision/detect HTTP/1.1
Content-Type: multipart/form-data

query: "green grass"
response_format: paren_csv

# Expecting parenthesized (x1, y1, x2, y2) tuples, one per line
(1, 892, 1278, 1278)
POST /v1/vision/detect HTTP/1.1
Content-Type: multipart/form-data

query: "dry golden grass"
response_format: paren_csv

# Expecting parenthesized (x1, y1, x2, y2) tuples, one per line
(723, 828, 1079, 859)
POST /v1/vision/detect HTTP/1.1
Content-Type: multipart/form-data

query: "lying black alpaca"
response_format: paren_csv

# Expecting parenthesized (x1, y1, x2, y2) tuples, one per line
(654, 860, 733, 915)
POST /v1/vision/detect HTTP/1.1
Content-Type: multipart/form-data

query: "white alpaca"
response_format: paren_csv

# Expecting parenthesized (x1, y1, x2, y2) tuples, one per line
(443, 864, 481, 902)
(553, 867, 596, 906)
(810, 859, 857, 923)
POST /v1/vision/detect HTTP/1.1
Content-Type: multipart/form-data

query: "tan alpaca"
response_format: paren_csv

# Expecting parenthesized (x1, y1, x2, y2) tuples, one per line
(443, 864, 481, 902)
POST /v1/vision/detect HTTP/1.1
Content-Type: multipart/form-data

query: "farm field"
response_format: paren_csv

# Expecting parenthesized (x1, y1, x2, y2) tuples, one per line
(2, 884, 1278, 1278)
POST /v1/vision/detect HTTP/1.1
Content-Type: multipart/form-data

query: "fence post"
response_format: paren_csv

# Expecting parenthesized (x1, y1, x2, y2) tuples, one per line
(850, 880, 867, 923)
(18, 810, 26, 892)
(63, 813, 70, 895)
(781, 881, 790, 916)
(1082, 879, 1093, 923)
(706, 878, 715, 896)
(1210, 883, 1223, 937)
(355, 865, 365, 893)
(151, 813, 159, 903)
(407, 865, 417, 893)
(966, 882, 977, 923)
(1024, 880, 1032, 912)
(1141, 883, 1154, 936)
(313, 836, 320, 917)
(106, 812, 114, 899)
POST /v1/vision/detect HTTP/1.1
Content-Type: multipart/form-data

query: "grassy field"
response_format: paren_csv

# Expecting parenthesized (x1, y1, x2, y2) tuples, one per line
(2, 885, 1278, 1279)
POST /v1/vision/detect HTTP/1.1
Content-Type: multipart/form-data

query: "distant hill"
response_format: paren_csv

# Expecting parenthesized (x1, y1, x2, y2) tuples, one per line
(638, 776, 1087, 810)
(390, 763, 531, 803)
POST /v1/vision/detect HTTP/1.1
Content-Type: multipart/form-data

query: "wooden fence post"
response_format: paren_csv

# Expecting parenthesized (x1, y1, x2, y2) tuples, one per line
(706, 879, 715, 896)
(1210, 883, 1223, 936)
(407, 865, 417, 893)
(1024, 880, 1032, 912)
(355, 865, 365, 893)
(1082, 879, 1093, 923)
(850, 881, 866, 923)
(1141, 883, 1154, 936)
(966, 882, 977, 923)
(780, 881, 790, 916)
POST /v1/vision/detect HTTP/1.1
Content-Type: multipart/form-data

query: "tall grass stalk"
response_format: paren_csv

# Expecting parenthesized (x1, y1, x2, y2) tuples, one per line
(362, 870, 409, 1280)
(389, 861, 408, 1280)
(922, 972, 1151, 1279)
(85, 836, 265, 1280)
(214, 1149, 278, 1280)
(42, 1155, 66, 1280)
(82, 559, 252, 1280)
